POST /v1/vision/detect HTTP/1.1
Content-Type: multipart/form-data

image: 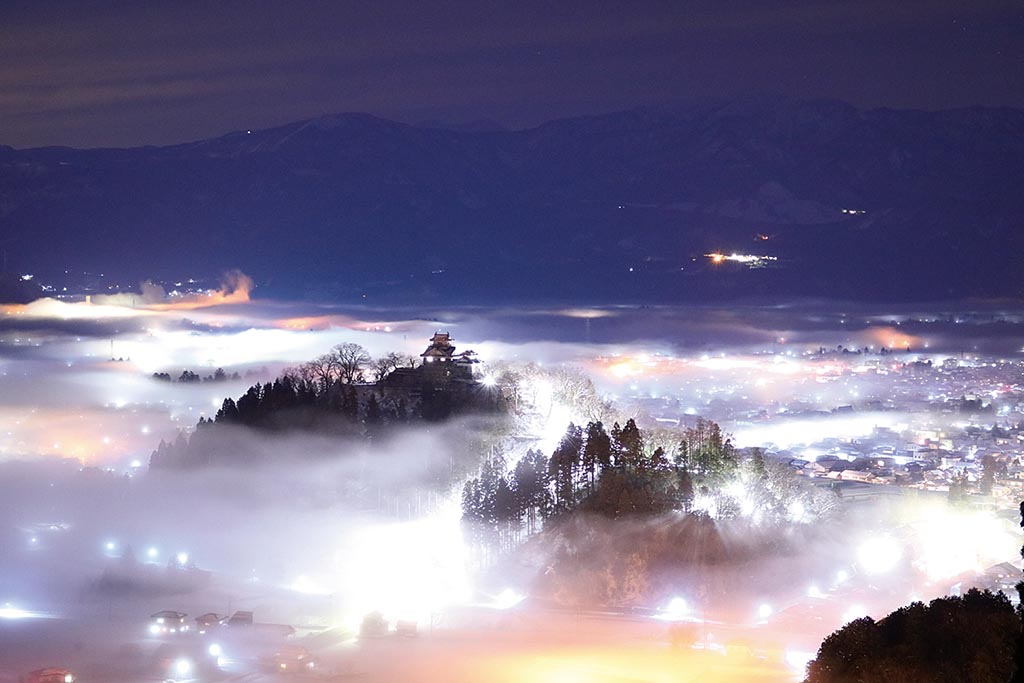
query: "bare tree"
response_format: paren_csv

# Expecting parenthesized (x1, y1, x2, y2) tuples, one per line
(306, 354, 341, 393)
(372, 351, 410, 382)
(333, 342, 371, 384)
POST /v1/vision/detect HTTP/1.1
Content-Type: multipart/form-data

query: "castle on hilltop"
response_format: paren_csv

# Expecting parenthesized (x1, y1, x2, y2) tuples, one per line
(382, 331, 479, 387)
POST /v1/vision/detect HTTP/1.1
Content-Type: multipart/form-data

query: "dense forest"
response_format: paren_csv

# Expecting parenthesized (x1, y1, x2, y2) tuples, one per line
(462, 417, 834, 534)
(460, 416, 840, 606)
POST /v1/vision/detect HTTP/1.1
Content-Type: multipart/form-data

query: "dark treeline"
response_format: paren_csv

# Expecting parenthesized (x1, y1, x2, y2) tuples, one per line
(150, 342, 503, 469)
(806, 502, 1024, 683)
(152, 367, 242, 383)
(461, 418, 739, 549)
(806, 589, 1019, 683)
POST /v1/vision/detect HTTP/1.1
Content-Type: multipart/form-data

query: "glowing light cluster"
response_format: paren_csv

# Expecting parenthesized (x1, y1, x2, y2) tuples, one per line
(705, 252, 778, 268)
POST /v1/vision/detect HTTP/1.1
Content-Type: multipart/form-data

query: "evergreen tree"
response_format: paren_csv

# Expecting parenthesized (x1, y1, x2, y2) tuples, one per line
(512, 449, 552, 532)
(616, 418, 644, 470)
(582, 421, 612, 492)
(549, 423, 583, 511)
(215, 397, 240, 423)
(610, 422, 624, 467)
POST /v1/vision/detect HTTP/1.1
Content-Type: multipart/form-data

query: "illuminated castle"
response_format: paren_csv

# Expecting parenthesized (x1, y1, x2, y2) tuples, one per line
(420, 331, 456, 363)
(420, 331, 478, 375)
(382, 332, 479, 388)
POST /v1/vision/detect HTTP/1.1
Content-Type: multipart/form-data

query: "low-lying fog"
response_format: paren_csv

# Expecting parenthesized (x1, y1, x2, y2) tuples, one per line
(2, 280, 1023, 682)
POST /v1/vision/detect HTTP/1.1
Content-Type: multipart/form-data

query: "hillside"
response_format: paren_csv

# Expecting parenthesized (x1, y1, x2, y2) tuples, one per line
(2, 97, 1023, 302)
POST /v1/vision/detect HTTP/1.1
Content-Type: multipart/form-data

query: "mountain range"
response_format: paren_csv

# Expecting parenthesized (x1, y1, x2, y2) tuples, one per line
(2, 96, 1022, 303)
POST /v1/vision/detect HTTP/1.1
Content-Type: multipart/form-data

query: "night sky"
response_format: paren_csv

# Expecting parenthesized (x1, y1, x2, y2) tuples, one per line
(1, 0, 1022, 149)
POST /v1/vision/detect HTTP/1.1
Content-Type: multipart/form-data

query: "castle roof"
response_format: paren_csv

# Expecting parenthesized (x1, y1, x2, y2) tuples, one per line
(421, 331, 456, 359)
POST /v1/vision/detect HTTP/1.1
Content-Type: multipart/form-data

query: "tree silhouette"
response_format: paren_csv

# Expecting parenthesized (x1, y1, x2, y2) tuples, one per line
(334, 342, 371, 384)
(806, 590, 1019, 683)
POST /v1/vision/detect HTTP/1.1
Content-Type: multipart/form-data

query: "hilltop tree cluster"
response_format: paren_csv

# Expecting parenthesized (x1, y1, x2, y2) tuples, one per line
(149, 343, 501, 469)
(461, 416, 840, 607)
(462, 417, 839, 552)
(462, 419, 735, 536)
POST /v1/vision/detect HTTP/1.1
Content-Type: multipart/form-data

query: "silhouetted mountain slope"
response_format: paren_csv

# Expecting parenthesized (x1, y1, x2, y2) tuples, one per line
(2, 98, 1022, 302)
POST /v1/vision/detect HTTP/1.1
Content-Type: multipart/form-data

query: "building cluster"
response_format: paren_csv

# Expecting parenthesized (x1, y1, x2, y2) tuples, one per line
(629, 352, 1024, 509)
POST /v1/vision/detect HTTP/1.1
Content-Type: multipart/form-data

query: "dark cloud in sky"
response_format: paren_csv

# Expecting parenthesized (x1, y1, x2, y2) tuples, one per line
(1, 0, 1022, 148)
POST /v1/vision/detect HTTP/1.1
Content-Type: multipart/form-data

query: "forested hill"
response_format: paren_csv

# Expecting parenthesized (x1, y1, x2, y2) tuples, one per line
(149, 346, 503, 469)
(3, 97, 1023, 303)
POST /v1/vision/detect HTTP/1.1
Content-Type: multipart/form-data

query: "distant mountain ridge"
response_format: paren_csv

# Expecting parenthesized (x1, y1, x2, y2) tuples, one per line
(1, 97, 1022, 302)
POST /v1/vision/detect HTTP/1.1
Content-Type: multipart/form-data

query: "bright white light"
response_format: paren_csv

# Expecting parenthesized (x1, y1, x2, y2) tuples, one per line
(787, 499, 805, 522)
(147, 546, 158, 559)
(289, 575, 330, 596)
(807, 584, 824, 599)
(841, 604, 868, 624)
(786, 650, 815, 676)
(757, 603, 773, 620)
(0, 604, 34, 620)
(148, 623, 160, 635)
(208, 643, 222, 657)
(334, 498, 470, 626)
(104, 540, 116, 552)
(657, 596, 690, 621)
(129, 459, 142, 468)
(734, 413, 902, 449)
(492, 588, 525, 610)
(173, 658, 192, 677)
(836, 569, 849, 584)
(176, 551, 189, 565)
(693, 493, 718, 518)
(480, 374, 497, 387)
(910, 508, 1016, 581)
(857, 535, 902, 574)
